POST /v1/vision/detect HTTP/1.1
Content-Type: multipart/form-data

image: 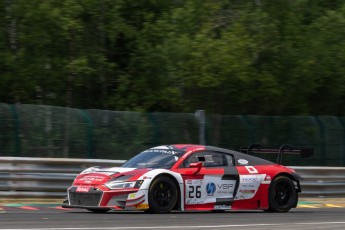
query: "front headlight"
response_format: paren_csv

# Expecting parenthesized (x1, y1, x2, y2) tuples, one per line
(105, 181, 136, 189)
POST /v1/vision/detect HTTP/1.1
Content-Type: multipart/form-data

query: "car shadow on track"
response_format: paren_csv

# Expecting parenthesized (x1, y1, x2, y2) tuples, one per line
(65, 209, 310, 215)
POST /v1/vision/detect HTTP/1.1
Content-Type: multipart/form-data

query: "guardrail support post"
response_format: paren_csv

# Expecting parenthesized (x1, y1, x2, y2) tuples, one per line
(195, 110, 206, 145)
(9, 104, 21, 156)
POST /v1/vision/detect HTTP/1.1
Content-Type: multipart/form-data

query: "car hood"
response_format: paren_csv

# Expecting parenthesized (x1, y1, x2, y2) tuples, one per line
(73, 167, 151, 186)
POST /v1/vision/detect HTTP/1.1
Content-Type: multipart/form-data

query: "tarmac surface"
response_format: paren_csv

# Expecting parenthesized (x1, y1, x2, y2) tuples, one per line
(1, 198, 345, 230)
(1, 202, 345, 230)
(1, 197, 345, 210)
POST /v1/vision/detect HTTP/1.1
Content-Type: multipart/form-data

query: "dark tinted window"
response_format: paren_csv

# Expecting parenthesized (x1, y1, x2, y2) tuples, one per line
(182, 151, 234, 168)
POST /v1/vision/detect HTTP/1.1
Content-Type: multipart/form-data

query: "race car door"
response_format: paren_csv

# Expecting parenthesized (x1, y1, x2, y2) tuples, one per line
(178, 150, 239, 210)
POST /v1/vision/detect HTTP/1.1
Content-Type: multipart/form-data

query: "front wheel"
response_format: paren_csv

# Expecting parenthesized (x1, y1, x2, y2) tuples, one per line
(267, 176, 297, 212)
(148, 175, 178, 213)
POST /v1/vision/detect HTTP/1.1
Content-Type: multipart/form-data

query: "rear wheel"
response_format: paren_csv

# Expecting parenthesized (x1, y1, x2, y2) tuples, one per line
(267, 176, 297, 212)
(148, 175, 178, 213)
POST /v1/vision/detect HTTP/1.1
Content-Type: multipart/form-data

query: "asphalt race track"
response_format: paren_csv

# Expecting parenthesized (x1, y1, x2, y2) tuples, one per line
(1, 206, 345, 230)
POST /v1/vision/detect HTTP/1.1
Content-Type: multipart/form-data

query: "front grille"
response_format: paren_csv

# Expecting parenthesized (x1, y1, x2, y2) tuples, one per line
(68, 187, 103, 206)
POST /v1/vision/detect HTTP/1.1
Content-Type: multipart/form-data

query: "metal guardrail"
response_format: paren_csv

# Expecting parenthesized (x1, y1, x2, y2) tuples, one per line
(293, 166, 345, 197)
(0, 157, 125, 198)
(1, 157, 344, 198)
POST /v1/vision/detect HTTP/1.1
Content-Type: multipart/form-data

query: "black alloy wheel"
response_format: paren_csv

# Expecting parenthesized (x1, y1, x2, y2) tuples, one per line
(148, 175, 178, 213)
(267, 176, 297, 212)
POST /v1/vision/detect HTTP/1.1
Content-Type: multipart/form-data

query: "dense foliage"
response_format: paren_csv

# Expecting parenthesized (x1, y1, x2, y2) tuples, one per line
(1, 0, 345, 115)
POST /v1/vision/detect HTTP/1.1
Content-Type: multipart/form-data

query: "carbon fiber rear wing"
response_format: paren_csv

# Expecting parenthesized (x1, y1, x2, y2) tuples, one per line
(240, 144, 313, 164)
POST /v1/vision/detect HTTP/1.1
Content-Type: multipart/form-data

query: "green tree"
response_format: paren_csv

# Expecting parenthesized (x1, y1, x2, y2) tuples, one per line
(1, 0, 345, 116)
(303, 4, 345, 115)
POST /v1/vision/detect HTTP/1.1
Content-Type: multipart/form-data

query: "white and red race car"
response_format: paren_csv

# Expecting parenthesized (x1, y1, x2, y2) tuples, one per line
(63, 144, 312, 213)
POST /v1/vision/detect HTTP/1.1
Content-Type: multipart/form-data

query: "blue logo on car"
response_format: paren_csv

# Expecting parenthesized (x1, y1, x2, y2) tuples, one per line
(206, 182, 216, 196)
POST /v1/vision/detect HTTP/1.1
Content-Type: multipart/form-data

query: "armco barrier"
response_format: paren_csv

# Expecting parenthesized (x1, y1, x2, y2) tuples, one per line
(0, 157, 125, 198)
(293, 166, 345, 196)
(0, 157, 344, 198)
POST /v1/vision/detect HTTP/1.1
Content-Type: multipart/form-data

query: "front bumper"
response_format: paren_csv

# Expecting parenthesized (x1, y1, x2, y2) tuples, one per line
(63, 186, 147, 210)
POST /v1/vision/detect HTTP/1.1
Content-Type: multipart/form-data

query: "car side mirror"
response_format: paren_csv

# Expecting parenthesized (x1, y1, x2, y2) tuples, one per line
(190, 162, 202, 174)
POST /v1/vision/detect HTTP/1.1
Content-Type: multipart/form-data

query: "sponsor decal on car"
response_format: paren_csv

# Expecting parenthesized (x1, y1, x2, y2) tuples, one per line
(235, 174, 266, 200)
(239, 189, 255, 194)
(240, 174, 265, 183)
(128, 193, 137, 199)
(236, 189, 257, 199)
(261, 175, 272, 184)
(136, 204, 149, 209)
(237, 159, 249, 165)
(214, 204, 231, 210)
(143, 149, 180, 155)
(79, 175, 107, 183)
(265, 175, 271, 181)
(206, 182, 216, 196)
(76, 186, 91, 192)
(185, 179, 203, 204)
(245, 166, 258, 174)
(241, 184, 255, 188)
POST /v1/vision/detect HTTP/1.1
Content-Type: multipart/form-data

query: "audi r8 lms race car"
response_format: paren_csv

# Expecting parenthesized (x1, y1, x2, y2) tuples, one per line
(62, 144, 312, 213)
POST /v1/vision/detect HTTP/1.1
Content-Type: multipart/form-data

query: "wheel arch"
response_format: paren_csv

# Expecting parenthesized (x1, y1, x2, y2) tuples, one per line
(268, 172, 300, 210)
(138, 169, 184, 211)
(272, 172, 296, 182)
(272, 172, 301, 191)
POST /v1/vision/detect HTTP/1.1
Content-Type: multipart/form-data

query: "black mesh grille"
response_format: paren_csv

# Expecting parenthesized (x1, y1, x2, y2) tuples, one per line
(68, 188, 103, 206)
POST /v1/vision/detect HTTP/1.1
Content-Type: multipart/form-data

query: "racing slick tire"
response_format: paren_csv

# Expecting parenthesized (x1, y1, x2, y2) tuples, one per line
(267, 176, 297, 212)
(147, 175, 178, 214)
(86, 208, 110, 213)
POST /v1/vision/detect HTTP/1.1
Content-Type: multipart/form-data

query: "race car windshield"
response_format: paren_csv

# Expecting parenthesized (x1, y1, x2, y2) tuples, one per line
(122, 149, 184, 169)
